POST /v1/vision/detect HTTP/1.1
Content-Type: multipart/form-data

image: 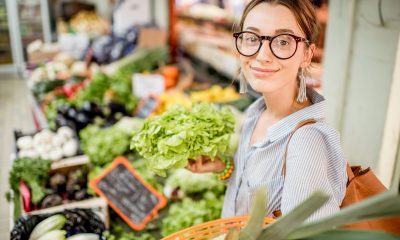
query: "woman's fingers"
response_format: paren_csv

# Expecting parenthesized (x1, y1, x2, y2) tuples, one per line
(185, 156, 226, 173)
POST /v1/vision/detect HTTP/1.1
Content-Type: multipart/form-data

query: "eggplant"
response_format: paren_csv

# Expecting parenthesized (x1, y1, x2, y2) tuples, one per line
(41, 194, 63, 208)
(55, 114, 68, 127)
(80, 102, 103, 118)
(57, 105, 70, 116)
(66, 107, 77, 120)
(66, 169, 87, 199)
(49, 173, 67, 194)
(107, 102, 127, 115)
(74, 189, 88, 201)
(76, 111, 90, 123)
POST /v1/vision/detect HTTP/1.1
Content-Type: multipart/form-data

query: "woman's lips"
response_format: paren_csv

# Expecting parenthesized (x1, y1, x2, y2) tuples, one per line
(250, 66, 279, 78)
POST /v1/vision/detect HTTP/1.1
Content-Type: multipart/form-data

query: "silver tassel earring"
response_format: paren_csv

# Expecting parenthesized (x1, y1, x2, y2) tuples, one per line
(239, 72, 248, 94)
(296, 68, 307, 103)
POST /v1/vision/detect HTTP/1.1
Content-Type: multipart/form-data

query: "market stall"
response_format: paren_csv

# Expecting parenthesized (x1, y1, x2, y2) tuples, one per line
(7, 1, 400, 240)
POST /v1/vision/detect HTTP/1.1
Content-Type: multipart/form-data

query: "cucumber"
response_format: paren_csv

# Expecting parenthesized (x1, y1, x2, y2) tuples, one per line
(29, 214, 67, 240)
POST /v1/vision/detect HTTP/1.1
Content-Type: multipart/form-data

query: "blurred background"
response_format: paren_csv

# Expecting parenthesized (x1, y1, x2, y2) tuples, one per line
(1, 0, 400, 239)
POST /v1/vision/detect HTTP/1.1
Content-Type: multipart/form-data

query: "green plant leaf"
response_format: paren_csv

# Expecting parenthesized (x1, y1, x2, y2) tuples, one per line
(255, 191, 329, 240)
(297, 229, 400, 240)
(239, 187, 267, 240)
(288, 191, 400, 239)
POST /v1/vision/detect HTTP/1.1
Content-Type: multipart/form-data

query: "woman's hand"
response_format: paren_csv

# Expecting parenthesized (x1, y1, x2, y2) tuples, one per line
(186, 155, 225, 173)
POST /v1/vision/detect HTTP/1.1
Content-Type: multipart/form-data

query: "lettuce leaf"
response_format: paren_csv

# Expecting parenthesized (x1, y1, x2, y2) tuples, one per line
(130, 103, 235, 176)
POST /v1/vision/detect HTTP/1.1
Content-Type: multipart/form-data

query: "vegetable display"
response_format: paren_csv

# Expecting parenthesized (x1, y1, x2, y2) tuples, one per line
(130, 103, 235, 176)
(161, 192, 224, 237)
(16, 127, 79, 161)
(80, 118, 144, 169)
(11, 209, 105, 240)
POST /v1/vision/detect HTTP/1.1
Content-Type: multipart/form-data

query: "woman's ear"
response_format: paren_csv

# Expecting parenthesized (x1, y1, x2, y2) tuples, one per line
(301, 43, 316, 68)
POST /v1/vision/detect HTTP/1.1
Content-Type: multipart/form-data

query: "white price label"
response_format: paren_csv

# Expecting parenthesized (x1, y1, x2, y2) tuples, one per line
(132, 74, 165, 99)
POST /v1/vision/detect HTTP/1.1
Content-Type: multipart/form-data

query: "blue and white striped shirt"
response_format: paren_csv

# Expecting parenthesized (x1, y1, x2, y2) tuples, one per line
(221, 88, 347, 222)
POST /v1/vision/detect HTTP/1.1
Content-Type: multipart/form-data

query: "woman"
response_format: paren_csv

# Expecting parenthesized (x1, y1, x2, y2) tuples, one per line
(186, 0, 347, 221)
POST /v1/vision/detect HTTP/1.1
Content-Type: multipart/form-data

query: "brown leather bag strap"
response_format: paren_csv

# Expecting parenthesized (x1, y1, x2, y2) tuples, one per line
(283, 119, 318, 176)
(346, 163, 355, 182)
(274, 119, 317, 218)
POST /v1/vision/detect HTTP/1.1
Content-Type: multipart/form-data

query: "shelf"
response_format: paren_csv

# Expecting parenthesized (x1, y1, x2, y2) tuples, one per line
(178, 14, 233, 31)
(180, 49, 261, 100)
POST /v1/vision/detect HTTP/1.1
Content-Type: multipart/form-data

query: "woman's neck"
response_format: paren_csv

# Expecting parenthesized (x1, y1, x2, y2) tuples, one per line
(262, 87, 311, 120)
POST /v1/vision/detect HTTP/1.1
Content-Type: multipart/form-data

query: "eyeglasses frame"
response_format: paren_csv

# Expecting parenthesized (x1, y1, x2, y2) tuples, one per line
(233, 31, 310, 60)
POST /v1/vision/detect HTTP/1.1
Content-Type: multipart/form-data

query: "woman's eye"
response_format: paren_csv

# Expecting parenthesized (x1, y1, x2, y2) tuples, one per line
(245, 36, 257, 42)
(279, 40, 289, 46)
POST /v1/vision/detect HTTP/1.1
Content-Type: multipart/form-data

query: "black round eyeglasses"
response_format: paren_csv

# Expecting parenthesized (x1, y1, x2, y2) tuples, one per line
(233, 31, 310, 60)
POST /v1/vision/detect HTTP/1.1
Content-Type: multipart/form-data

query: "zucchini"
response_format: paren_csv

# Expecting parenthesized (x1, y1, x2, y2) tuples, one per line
(29, 214, 66, 240)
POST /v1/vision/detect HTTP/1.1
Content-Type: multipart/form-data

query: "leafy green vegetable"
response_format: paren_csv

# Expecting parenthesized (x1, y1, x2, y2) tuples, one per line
(32, 80, 66, 101)
(8, 158, 51, 204)
(73, 73, 111, 107)
(165, 169, 225, 195)
(161, 192, 224, 237)
(131, 103, 235, 176)
(73, 48, 168, 113)
(80, 124, 130, 167)
(7, 158, 52, 218)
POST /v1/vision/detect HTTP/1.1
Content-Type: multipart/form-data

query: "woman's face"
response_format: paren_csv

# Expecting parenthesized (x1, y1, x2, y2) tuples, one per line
(240, 3, 312, 96)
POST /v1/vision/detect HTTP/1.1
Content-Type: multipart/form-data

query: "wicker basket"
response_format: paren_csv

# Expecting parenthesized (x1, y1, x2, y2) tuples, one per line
(162, 216, 275, 240)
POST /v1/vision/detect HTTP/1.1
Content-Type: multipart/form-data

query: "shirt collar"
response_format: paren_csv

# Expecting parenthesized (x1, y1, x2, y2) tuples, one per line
(247, 88, 326, 144)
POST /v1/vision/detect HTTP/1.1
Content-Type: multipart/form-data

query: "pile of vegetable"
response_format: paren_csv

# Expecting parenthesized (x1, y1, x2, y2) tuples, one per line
(66, 10, 109, 37)
(161, 192, 224, 237)
(190, 85, 240, 103)
(41, 47, 168, 132)
(16, 127, 79, 161)
(80, 117, 144, 167)
(42, 167, 90, 208)
(130, 103, 235, 176)
(11, 209, 105, 240)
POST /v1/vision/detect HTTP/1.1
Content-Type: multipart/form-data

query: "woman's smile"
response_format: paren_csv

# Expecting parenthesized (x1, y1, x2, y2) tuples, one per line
(250, 65, 280, 78)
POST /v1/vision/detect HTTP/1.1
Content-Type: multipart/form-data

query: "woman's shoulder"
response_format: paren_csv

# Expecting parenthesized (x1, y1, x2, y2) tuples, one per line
(287, 120, 346, 171)
(293, 121, 341, 141)
(289, 120, 343, 153)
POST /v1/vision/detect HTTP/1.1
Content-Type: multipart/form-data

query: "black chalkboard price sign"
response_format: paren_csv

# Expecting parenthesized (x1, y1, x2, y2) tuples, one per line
(90, 156, 167, 230)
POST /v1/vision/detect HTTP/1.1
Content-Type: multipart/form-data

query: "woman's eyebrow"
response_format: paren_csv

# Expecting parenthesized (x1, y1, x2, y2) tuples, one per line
(244, 26, 260, 32)
(243, 27, 295, 35)
(275, 29, 295, 34)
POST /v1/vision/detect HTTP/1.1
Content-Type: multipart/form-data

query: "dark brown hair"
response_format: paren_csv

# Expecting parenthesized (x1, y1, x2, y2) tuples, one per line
(237, 0, 319, 44)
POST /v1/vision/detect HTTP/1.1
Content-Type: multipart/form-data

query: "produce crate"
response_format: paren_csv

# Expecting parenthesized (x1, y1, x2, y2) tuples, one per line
(27, 197, 109, 229)
(10, 152, 110, 227)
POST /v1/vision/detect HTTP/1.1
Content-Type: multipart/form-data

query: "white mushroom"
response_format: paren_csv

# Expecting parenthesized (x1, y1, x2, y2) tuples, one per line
(57, 126, 74, 140)
(39, 129, 55, 144)
(17, 136, 33, 150)
(49, 147, 63, 161)
(62, 139, 78, 157)
(26, 149, 39, 159)
(52, 134, 65, 147)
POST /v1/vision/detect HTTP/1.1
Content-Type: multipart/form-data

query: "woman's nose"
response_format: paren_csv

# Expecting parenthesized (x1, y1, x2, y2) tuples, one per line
(255, 41, 274, 62)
